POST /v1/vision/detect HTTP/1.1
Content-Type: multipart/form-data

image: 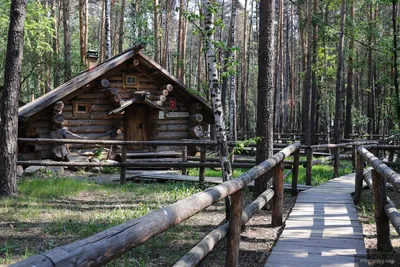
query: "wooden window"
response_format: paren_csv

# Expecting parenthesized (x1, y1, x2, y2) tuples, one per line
(125, 74, 138, 86)
(73, 102, 90, 117)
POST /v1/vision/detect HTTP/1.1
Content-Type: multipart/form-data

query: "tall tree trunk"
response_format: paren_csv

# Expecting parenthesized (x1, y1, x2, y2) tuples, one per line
(52, 0, 60, 87)
(111, 1, 119, 56)
(105, 0, 111, 59)
(367, 5, 374, 135)
(229, 0, 237, 141)
(153, 0, 159, 62)
(176, 0, 185, 81)
(302, 1, 312, 145)
(100, 0, 106, 61)
(202, 0, 232, 218)
(245, 0, 254, 135)
(289, 3, 295, 131)
(240, 0, 248, 139)
(79, 0, 88, 67)
(63, 0, 71, 81)
(162, 1, 171, 68)
(254, 0, 275, 198)
(310, 0, 318, 144)
(118, 0, 125, 53)
(274, 0, 283, 133)
(344, 0, 354, 138)
(393, 0, 400, 129)
(334, 0, 346, 143)
(0, 0, 27, 196)
(283, 0, 290, 133)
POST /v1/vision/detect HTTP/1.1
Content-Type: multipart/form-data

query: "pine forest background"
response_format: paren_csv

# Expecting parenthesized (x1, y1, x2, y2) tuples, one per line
(0, 0, 399, 143)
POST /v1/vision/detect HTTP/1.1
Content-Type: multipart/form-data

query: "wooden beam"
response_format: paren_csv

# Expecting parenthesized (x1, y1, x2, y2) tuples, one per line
(272, 161, 284, 227)
(225, 189, 242, 267)
(372, 170, 393, 252)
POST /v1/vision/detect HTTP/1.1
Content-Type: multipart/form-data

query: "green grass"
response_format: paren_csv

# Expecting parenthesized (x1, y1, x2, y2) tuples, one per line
(284, 158, 354, 186)
(0, 176, 209, 266)
(188, 168, 250, 178)
(0, 158, 356, 266)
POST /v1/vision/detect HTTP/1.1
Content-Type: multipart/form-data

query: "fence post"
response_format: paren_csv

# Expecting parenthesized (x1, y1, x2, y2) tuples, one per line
(354, 151, 364, 205)
(120, 145, 127, 185)
(333, 147, 340, 177)
(352, 145, 356, 171)
(291, 148, 300, 196)
(306, 147, 313, 186)
(389, 150, 394, 162)
(372, 169, 393, 252)
(225, 189, 242, 267)
(181, 146, 187, 175)
(199, 146, 206, 183)
(272, 161, 284, 226)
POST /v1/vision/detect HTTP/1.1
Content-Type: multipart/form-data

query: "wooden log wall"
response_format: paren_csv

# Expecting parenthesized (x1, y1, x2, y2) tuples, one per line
(22, 62, 211, 158)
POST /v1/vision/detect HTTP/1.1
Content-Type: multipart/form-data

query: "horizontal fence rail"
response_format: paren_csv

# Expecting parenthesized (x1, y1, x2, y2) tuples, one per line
(355, 145, 400, 253)
(17, 138, 371, 186)
(12, 143, 301, 267)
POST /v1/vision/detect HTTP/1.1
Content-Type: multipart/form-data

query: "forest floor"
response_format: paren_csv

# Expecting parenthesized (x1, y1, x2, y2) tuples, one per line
(0, 171, 296, 267)
(357, 188, 400, 266)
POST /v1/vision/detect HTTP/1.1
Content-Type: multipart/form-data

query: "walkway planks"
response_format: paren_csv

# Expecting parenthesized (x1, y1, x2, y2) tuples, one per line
(266, 173, 368, 267)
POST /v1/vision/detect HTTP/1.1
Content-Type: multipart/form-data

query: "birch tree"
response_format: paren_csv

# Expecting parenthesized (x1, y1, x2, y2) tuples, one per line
(105, 0, 111, 60)
(202, 0, 232, 216)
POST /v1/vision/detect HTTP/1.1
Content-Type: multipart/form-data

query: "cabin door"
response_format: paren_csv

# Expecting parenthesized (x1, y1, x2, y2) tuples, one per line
(124, 104, 148, 151)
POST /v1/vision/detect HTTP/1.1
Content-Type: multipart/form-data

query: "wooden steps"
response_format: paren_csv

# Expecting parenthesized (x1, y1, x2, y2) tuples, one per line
(265, 173, 368, 267)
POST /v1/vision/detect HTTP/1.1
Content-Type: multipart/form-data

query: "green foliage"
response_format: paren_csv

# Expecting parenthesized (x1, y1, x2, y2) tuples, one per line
(233, 137, 261, 154)
(93, 147, 105, 158)
(0, 0, 54, 100)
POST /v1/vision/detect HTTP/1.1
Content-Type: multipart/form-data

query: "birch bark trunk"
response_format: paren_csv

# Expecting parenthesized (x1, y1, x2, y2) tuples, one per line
(202, 0, 233, 217)
(105, 0, 112, 59)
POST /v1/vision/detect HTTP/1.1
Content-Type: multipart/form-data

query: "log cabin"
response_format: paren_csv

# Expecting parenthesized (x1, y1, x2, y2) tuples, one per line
(17, 44, 214, 161)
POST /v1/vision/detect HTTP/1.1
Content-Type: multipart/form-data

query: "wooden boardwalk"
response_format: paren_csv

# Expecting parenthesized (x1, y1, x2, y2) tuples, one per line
(266, 173, 368, 267)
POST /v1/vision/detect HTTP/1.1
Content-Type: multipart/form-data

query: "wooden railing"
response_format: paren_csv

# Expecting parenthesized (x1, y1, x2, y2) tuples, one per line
(11, 143, 301, 267)
(18, 138, 289, 184)
(303, 141, 379, 186)
(17, 139, 377, 188)
(354, 145, 400, 252)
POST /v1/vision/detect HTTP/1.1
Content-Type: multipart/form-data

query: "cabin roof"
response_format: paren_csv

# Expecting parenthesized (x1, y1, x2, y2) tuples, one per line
(18, 43, 213, 122)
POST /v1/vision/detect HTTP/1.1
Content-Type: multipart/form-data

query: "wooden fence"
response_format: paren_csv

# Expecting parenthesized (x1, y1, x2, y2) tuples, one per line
(11, 143, 301, 267)
(17, 139, 376, 187)
(302, 141, 379, 186)
(354, 145, 400, 252)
